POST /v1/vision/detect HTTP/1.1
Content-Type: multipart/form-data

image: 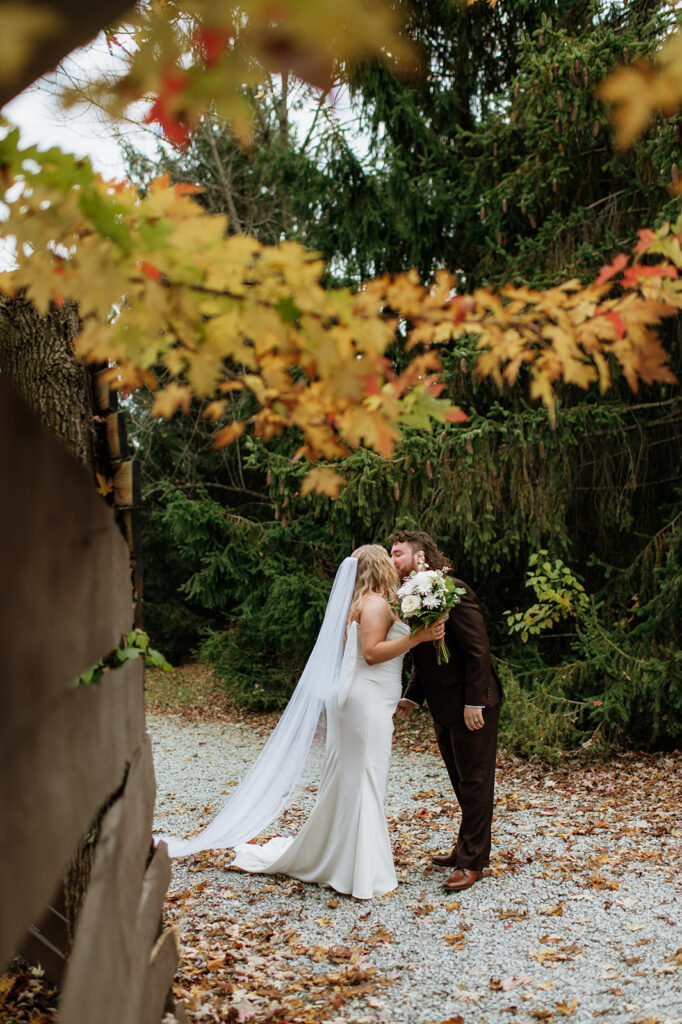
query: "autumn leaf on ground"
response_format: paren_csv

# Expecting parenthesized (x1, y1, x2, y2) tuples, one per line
(538, 902, 564, 916)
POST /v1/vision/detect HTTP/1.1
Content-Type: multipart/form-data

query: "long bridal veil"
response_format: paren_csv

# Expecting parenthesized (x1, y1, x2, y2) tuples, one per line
(157, 557, 359, 857)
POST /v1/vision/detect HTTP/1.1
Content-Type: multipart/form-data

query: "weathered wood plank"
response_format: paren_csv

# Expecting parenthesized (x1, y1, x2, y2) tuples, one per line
(59, 735, 156, 1024)
(114, 459, 141, 508)
(141, 927, 180, 1024)
(106, 412, 129, 461)
(119, 843, 172, 1021)
(0, 376, 133, 740)
(0, 659, 145, 966)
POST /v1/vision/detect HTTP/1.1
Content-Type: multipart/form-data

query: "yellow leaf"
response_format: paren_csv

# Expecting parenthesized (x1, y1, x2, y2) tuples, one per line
(300, 467, 347, 498)
(95, 472, 113, 498)
(0, 974, 15, 997)
(151, 383, 192, 419)
(556, 999, 578, 1015)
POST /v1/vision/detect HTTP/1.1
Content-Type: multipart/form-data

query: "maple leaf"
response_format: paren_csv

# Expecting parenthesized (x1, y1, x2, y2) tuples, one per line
(595, 253, 629, 285)
(213, 421, 245, 448)
(300, 467, 347, 498)
(151, 383, 192, 418)
(193, 25, 232, 67)
(598, 32, 682, 148)
(95, 471, 113, 498)
(144, 67, 193, 147)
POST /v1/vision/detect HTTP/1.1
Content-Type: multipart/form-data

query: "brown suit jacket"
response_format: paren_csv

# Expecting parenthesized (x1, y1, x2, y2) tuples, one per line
(402, 577, 502, 726)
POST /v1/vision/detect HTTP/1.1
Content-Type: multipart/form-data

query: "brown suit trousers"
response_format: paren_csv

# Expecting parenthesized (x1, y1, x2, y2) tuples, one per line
(434, 705, 500, 870)
(402, 578, 502, 871)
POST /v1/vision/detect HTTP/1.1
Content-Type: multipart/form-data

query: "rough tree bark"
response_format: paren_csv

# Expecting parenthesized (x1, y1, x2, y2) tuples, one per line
(0, 296, 96, 472)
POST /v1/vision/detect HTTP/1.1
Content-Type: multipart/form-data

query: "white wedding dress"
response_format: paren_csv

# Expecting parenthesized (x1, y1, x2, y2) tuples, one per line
(231, 619, 410, 900)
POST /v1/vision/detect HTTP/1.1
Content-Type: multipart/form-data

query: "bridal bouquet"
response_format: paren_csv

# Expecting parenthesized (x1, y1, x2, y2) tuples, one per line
(395, 565, 466, 665)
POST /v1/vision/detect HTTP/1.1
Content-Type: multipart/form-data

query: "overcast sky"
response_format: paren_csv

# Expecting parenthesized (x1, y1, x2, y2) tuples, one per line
(2, 34, 161, 179)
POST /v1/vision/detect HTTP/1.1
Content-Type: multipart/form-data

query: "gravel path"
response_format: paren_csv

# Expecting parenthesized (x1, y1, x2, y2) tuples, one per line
(150, 711, 682, 1024)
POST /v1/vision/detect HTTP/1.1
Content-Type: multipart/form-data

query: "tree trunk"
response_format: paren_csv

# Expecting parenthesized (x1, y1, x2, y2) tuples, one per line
(0, 296, 96, 472)
(0, 294, 101, 950)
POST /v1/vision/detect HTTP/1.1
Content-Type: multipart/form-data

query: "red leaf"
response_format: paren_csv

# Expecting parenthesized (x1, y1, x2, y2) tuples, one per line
(622, 262, 678, 286)
(634, 228, 656, 255)
(194, 25, 231, 67)
(144, 68, 192, 147)
(139, 260, 162, 281)
(605, 312, 626, 338)
(595, 252, 628, 285)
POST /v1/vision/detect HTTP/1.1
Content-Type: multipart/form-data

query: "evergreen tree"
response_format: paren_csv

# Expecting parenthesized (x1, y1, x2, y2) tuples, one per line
(126, 0, 682, 751)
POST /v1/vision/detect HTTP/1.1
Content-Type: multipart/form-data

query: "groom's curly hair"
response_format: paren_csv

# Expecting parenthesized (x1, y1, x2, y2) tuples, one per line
(387, 530, 452, 571)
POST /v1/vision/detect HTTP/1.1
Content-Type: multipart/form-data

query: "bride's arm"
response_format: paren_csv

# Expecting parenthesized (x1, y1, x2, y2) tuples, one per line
(358, 595, 445, 665)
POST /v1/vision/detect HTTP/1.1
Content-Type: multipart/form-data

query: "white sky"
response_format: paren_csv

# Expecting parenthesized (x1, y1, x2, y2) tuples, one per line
(1, 34, 162, 180)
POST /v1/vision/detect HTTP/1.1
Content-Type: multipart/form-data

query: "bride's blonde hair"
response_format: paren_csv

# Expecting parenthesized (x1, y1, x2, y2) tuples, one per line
(347, 544, 399, 624)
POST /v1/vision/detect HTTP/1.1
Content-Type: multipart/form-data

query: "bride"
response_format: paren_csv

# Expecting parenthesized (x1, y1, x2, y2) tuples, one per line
(157, 544, 444, 900)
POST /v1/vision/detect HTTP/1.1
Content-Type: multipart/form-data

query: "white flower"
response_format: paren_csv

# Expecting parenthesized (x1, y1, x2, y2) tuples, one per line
(422, 594, 442, 610)
(401, 594, 422, 616)
(411, 571, 434, 596)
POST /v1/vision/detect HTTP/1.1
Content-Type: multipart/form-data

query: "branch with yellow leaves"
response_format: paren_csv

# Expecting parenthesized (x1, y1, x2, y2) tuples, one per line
(1, 128, 679, 494)
(0, 132, 465, 496)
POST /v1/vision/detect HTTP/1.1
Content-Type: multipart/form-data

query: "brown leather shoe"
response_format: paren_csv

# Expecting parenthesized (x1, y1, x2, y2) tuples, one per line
(443, 868, 482, 891)
(431, 849, 458, 867)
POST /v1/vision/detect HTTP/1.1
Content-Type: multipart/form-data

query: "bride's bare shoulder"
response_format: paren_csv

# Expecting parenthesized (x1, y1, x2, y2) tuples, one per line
(358, 593, 392, 620)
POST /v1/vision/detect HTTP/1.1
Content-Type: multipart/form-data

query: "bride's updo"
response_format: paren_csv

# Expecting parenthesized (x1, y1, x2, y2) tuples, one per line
(347, 544, 399, 623)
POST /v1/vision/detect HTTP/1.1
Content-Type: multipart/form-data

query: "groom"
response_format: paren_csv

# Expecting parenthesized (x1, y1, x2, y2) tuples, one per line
(389, 530, 502, 893)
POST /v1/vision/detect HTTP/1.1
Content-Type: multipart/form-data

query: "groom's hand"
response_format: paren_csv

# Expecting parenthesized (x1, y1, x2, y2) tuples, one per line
(463, 706, 485, 731)
(395, 699, 416, 720)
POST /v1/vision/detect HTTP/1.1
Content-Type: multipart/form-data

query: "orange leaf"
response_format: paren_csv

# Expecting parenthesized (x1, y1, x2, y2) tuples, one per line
(595, 253, 628, 285)
(604, 312, 626, 338)
(213, 421, 245, 447)
(444, 408, 468, 423)
(622, 263, 678, 286)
